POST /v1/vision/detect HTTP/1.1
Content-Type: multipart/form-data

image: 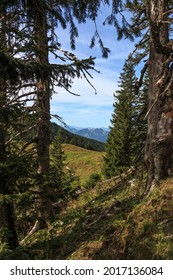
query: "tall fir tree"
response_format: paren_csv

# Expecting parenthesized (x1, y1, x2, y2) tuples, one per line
(103, 58, 147, 178)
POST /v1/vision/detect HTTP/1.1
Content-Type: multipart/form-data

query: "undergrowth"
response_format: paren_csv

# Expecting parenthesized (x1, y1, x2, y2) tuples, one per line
(2, 170, 173, 260)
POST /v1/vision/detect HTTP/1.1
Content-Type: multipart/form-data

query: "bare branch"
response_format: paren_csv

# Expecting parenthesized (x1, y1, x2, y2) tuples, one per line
(4, 91, 37, 108)
(56, 82, 80, 96)
(163, 9, 173, 16)
(50, 113, 66, 126)
(135, 60, 149, 94)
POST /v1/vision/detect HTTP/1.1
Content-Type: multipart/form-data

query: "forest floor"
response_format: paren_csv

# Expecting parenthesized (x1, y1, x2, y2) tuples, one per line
(7, 165, 173, 260)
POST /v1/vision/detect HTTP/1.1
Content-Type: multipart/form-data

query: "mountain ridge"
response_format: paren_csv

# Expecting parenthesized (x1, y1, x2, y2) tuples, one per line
(50, 122, 105, 152)
(66, 126, 109, 143)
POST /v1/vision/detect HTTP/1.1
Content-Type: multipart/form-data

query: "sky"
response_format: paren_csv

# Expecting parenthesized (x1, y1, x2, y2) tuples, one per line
(50, 7, 135, 129)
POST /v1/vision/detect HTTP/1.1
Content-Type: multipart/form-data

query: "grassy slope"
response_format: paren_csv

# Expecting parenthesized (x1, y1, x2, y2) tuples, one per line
(62, 144, 105, 184)
(3, 145, 173, 260)
(20, 171, 173, 260)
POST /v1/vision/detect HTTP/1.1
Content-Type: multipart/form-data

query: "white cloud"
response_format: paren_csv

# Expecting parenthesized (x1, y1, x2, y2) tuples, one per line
(52, 75, 116, 105)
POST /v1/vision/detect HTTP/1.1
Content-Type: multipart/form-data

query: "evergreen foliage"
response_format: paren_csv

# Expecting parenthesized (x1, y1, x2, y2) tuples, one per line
(50, 130, 68, 199)
(84, 173, 101, 189)
(50, 130, 80, 201)
(1, 0, 171, 260)
(103, 58, 147, 178)
(1, 0, 123, 247)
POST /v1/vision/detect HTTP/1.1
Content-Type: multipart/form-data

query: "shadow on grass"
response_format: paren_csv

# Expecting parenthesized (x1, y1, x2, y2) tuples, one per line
(27, 192, 140, 259)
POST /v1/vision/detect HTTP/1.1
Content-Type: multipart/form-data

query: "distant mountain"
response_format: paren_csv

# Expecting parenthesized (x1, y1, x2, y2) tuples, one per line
(68, 127, 109, 143)
(50, 122, 105, 152)
(66, 126, 79, 134)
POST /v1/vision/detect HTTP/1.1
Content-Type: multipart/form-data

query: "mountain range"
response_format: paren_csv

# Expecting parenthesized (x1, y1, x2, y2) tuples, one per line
(66, 126, 109, 143)
(50, 122, 106, 152)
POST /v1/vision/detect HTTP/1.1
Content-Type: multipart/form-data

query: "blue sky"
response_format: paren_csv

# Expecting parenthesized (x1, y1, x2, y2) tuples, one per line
(50, 7, 135, 128)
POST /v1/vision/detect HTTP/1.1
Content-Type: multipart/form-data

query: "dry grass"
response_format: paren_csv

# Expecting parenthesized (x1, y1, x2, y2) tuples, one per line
(62, 144, 105, 184)
(5, 164, 173, 260)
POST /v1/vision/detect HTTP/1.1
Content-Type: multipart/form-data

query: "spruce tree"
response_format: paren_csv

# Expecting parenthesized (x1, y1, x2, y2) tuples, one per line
(0, 1, 36, 249)
(50, 130, 66, 194)
(103, 58, 147, 178)
(1, 0, 153, 246)
(17, 0, 133, 232)
(50, 130, 80, 201)
(1, 0, 126, 245)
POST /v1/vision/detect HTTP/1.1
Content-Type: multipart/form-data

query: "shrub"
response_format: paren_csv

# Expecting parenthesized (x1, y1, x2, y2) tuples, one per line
(85, 173, 101, 189)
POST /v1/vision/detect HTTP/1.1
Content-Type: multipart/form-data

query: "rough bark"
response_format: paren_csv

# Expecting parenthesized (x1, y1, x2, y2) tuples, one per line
(144, 0, 173, 193)
(33, 4, 54, 230)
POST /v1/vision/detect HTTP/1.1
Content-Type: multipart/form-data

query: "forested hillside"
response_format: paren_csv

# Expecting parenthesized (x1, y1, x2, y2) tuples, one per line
(70, 128, 109, 143)
(50, 123, 105, 151)
(1, 0, 173, 261)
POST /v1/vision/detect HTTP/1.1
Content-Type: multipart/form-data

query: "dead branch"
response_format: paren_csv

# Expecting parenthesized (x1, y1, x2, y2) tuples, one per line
(4, 91, 37, 108)
(163, 9, 173, 16)
(50, 113, 66, 126)
(135, 60, 149, 94)
(144, 93, 159, 120)
(99, 166, 136, 187)
(20, 220, 40, 245)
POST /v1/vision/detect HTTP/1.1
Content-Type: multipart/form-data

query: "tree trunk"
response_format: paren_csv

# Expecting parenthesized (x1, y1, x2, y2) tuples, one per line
(144, 0, 173, 193)
(33, 4, 54, 229)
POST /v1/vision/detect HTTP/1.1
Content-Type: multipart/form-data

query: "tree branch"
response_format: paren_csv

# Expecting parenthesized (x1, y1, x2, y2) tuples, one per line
(5, 124, 37, 145)
(18, 136, 38, 155)
(150, 21, 173, 55)
(135, 60, 149, 94)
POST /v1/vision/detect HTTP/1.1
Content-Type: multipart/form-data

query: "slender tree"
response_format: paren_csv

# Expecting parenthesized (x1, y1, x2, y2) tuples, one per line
(1, 1, 133, 242)
(103, 58, 147, 177)
(18, 0, 134, 233)
(50, 130, 67, 197)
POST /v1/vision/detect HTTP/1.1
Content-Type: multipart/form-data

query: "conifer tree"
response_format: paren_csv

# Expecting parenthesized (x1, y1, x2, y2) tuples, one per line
(103, 59, 136, 177)
(1, 0, 154, 246)
(1, 0, 130, 240)
(103, 58, 147, 178)
(50, 130, 80, 201)
(0, 1, 35, 249)
(17, 0, 134, 232)
(124, 0, 173, 192)
(50, 130, 66, 193)
(0, 1, 19, 250)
